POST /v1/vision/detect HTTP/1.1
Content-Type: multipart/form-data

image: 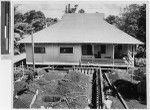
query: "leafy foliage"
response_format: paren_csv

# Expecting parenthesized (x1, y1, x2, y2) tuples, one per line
(14, 6, 58, 54)
(46, 17, 58, 27)
(14, 12, 24, 24)
(65, 4, 86, 14)
(106, 4, 146, 44)
(23, 10, 46, 32)
(65, 4, 78, 13)
(133, 67, 146, 81)
(14, 68, 24, 81)
(105, 4, 146, 58)
(14, 81, 28, 96)
(105, 15, 121, 26)
(135, 58, 146, 67)
(78, 9, 85, 13)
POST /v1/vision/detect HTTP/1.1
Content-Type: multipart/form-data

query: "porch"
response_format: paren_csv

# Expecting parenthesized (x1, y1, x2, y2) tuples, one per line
(80, 44, 135, 67)
(81, 57, 128, 67)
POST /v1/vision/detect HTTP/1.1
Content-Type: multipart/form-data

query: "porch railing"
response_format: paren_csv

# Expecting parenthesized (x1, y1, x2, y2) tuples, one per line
(81, 56, 127, 66)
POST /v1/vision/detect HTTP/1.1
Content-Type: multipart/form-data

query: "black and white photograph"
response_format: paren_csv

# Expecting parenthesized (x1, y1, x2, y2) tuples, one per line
(0, 0, 149, 109)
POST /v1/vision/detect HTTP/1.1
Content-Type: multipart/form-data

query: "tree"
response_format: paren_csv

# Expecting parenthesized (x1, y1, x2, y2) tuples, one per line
(14, 22, 32, 35)
(14, 5, 59, 55)
(24, 10, 46, 32)
(105, 15, 120, 25)
(137, 4, 146, 43)
(46, 17, 58, 27)
(120, 4, 146, 58)
(65, 4, 78, 13)
(78, 9, 85, 13)
(14, 13, 24, 24)
(106, 4, 146, 44)
(120, 4, 141, 38)
(105, 4, 146, 58)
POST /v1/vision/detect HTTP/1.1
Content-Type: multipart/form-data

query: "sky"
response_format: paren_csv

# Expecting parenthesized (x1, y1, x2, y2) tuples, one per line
(15, 1, 145, 19)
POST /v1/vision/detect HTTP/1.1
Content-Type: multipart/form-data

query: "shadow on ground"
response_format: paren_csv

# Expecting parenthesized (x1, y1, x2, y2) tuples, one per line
(112, 79, 146, 105)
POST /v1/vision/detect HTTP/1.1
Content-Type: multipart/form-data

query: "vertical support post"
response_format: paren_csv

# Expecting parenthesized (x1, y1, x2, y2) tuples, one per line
(31, 30, 35, 72)
(132, 45, 135, 67)
(131, 45, 135, 83)
(112, 44, 115, 67)
(92, 44, 94, 63)
(27, 64, 28, 69)
(127, 44, 129, 73)
(22, 61, 24, 75)
(14, 65, 16, 71)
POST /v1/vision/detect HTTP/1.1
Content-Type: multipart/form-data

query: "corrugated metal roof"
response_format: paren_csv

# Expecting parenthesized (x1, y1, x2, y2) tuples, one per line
(19, 13, 143, 44)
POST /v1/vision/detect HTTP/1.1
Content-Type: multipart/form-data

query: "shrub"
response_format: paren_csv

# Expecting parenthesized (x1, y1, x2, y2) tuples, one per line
(64, 71, 81, 83)
(14, 81, 28, 96)
(135, 58, 146, 67)
(42, 95, 61, 103)
(55, 81, 71, 96)
(42, 81, 58, 94)
(133, 67, 146, 81)
(14, 67, 25, 81)
(35, 78, 50, 87)
(14, 70, 23, 81)
(137, 76, 146, 104)
(135, 46, 146, 58)
(43, 72, 64, 81)
(68, 96, 88, 109)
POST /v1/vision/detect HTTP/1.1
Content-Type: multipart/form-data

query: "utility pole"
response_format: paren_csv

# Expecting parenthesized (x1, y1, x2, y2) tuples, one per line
(31, 29, 35, 72)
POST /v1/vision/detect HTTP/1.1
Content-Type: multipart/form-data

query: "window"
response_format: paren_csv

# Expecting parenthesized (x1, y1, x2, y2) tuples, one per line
(34, 47, 45, 53)
(82, 44, 93, 55)
(101, 45, 106, 54)
(60, 47, 73, 54)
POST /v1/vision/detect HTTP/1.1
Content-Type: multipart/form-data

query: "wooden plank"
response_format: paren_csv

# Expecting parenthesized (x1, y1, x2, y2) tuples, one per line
(103, 72, 129, 109)
(30, 89, 38, 108)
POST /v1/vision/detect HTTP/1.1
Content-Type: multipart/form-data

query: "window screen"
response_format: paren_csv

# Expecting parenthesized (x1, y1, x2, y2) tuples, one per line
(34, 47, 45, 53)
(60, 47, 73, 54)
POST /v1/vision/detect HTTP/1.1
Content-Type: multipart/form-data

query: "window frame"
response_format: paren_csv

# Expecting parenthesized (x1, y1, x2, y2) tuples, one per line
(34, 46, 46, 54)
(82, 44, 93, 55)
(60, 47, 73, 54)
